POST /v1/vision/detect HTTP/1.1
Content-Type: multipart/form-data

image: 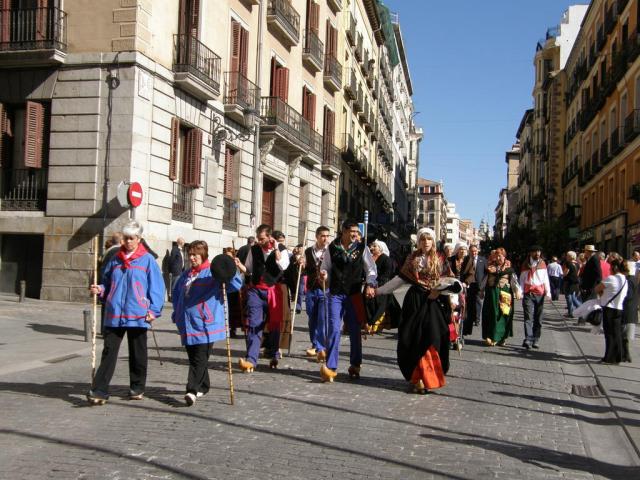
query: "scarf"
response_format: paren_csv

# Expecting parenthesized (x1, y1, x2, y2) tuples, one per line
(116, 242, 148, 268)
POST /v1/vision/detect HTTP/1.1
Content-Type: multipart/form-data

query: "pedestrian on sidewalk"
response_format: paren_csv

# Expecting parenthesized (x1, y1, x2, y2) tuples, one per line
(461, 244, 487, 335)
(594, 253, 628, 364)
(87, 221, 165, 405)
(481, 248, 521, 346)
(547, 256, 563, 301)
(622, 260, 638, 363)
(172, 241, 242, 406)
(579, 245, 602, 325)
(519, 245, 551, 350)
(374, 227, 450, 394)
(562, 251, 581, 318)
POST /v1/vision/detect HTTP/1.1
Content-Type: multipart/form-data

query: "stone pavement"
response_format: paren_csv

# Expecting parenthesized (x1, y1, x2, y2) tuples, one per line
(0, 294, 639, 480)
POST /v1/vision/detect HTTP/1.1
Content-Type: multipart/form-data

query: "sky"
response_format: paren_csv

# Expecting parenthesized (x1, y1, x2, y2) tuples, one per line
(383, 0, 590, 227)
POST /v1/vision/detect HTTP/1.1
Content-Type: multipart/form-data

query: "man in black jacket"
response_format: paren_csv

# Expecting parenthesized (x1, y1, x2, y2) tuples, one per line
(169, 237, 188, 297)
(579, 244, 602, 325)
(460, 244, 487, 335)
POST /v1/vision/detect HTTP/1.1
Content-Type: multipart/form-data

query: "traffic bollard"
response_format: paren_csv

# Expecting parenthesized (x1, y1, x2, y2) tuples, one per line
(19, 280, 26, 302)
(83, 309, 92, 342)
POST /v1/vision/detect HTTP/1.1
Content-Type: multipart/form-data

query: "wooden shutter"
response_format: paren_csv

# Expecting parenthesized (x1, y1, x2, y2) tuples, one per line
(330, 25, 337, 56)
(189, 0, 200, 39)
(308, 92, 316, 130)
(305, 0, 312, 32)
(224, 146, 235, 199)
(1, 0, 10, 44)
(310, 2, 320, 34)
(183, 127, 202, 187)
(169, 117, 179, 180)
(323, 106, 335, 146)
(278, 66, 289, 103)
(270, 57, 278, 97)
(0, 102, 6, 168)
(239, 27, 249, 76)
(24, 101, 44, 169)
(230, 20, 241, 73)
(36, 0, 48, 41)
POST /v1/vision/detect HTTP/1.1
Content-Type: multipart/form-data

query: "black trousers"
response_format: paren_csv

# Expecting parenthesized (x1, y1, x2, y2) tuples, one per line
(602, 307, 623, 363)
(93, 327, 148, 396)
(186, 343, 213, 395)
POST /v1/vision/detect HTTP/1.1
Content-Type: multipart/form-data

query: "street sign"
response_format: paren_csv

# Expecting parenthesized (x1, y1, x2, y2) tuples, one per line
(127, 182, 143, 208)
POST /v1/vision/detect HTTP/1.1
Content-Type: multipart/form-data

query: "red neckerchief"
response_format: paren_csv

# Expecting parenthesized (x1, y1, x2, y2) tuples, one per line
(189, 259, 210, 277)
(261, 240, 276, 253)
(116, 242, 148, 269)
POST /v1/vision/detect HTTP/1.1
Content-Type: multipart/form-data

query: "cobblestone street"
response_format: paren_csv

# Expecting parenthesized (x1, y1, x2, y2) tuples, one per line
(0, 297, 638, 479)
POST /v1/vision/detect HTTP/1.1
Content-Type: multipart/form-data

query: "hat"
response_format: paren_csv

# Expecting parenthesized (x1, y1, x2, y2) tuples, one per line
(529, 244, 543, 252)
(210, 254, 237, 284)
(583, 244, 597, 252)
(416, 227, 436, 241)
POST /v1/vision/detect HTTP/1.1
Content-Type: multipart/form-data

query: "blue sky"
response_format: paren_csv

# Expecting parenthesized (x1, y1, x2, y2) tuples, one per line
(383, 0, 590, 226)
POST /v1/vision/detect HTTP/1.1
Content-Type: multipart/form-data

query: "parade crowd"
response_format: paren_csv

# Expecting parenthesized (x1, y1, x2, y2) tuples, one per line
(85, 220, 639, 406)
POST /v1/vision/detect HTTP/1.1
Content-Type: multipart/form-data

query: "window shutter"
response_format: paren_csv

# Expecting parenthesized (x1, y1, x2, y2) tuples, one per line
(189, 0, 200, 39)
(230, 20, 241, 73)
(279, 67, 289, 103)
(224, 146, 235, 199)
(309, 92, 316, 130)
(310, 2, 320, 34)
(183, 127, 202, 187)
(239, 27, 249, 77)
(178, 0, 188, 36)
(36, 0, 48, 41)
(24, 101, 44, 169)
(302, 87, 309, 121)
(270, 57, 278, 97)
(305, 0, 312, 32)
(169, 117, 179, 180)
(331, 26, 338, 56)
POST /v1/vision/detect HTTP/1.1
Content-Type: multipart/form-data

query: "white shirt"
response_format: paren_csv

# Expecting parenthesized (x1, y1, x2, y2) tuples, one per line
(600, 273, 628, 310)
(244, 243, 290, 274)
(320, 241, 377, 287)
(547, 262, 563, 278)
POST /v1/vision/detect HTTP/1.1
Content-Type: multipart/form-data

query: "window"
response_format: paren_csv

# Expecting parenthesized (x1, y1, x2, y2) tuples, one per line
(302, 86, 316, 129)
(270, 58, 289, 102)
(325, 20, 338, 59)
(229, 19, 249, 76)
(170, 117, 202, 222)
(223, 145, 239, 230)
(178, 0, 200, 38)
(322, 106, 335, 163)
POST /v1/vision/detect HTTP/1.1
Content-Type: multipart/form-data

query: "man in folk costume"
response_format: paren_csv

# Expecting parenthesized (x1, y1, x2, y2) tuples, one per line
(297, 225, 331, 360)
(519, 245, 551, 350)
(238, 224, 290, 372)
(318, 221, 377, 382)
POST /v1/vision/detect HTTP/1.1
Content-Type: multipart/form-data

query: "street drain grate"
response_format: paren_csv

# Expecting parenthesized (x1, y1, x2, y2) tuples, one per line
(571, 384, 603, 398)
(45, 354, 81, 364)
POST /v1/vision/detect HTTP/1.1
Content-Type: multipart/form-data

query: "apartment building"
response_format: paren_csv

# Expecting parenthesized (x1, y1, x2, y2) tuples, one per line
(0, 0, 344, 300)
(562, 0, 640, 253)
(445, 202, 460, 245)
(416, 178, 447, 244)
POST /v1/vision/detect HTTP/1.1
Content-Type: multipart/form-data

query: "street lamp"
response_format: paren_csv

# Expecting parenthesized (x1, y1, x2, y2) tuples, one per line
(211, 109, 258, 143)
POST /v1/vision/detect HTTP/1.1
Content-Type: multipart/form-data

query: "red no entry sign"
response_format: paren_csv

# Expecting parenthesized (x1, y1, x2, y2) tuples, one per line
(127, 182, 143, 208)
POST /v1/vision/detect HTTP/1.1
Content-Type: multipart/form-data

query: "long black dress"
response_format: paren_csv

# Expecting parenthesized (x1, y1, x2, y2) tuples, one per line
(365, 253, 400, 331)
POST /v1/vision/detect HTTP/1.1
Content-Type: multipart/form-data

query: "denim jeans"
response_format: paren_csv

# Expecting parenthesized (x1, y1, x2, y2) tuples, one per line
(522, 293, 545, 345)
(564, 291, 582, 316)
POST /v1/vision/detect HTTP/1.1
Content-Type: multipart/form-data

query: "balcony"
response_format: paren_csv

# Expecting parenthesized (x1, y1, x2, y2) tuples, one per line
(322, 143, 341, 177)
(346, 12, 356, 46)
(224, 71, 260, 126)
(259, 96, 322, 164)
(0, 6, 67, 66)
(267, 0, 300, 47)
(354, 33, 363, 62)
(222, 197, 238, 231)
(610, 127, 623, 156)
(0, 168, 47, 211)
(624, 109, 640, 143)
(343, 68, 357, 100)
(600, 139, 610, 166)
(327, 0, 342, 14)
(340, 133, 356, 163)
(323, 53, 342, 92)
(353, 85, 363, 112)
(173, 34, 221, 101)
(302, 29, 323, 72)
(172, 183, 194, 223)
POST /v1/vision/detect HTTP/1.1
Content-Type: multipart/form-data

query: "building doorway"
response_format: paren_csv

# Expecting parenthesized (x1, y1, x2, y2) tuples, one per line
(0, 234, 44, 298)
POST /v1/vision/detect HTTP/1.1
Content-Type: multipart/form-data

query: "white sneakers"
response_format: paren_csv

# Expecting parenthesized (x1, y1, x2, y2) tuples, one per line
(185, 391, 205, 406)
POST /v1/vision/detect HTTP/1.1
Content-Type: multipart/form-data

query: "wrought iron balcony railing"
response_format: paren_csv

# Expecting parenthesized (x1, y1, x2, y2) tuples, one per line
(0, 6, 66, 52)
(173, 34, 221, 93)
(303, 29, 323, 71)
(323, 52, 342, 90)
(322, 143, 341, 171)
(1, 168, 47, 211)
(267, 0, 300, 45)
(224, 71, 260, 111)
(172, 182, 194, 223)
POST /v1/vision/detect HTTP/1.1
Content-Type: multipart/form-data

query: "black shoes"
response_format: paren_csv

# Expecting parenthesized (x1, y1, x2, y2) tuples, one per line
(522, 341, 531, 350)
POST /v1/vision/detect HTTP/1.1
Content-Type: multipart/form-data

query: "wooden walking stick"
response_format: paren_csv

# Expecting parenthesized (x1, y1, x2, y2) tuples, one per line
(222, 282, 235, 405)
(91, 236, 99, 383)
(287, 223, 308, 356)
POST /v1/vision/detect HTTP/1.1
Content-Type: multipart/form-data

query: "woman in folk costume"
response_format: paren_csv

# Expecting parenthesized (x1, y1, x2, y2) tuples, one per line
(172, 241, 242, 406)
(481, 248, 522, 346)
(87, 221, 165, 405)
(365, 239, 399, 333)
(375, 228, 451, 394)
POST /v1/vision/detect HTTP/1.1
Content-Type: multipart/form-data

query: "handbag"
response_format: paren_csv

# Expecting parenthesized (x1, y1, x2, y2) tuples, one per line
(588, 278, 627, 326)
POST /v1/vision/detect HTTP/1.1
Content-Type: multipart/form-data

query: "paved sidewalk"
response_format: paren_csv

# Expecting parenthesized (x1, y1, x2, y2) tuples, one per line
(0, 295, 638, 479)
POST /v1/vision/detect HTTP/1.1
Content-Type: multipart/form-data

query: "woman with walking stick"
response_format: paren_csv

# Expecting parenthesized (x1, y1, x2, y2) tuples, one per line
(87, 221, 164, 405)
(171, 241, 242, 406)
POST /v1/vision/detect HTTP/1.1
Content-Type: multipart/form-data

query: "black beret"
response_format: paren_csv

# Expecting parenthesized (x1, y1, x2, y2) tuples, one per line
(529, 245, 543, 252)
(210, 254, 236, 284)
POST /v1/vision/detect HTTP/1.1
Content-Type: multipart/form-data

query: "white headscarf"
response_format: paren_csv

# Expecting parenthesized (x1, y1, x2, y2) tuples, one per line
(416, 227, 436, 241)
(372, 239, 390, 256)
(453, 242, 468, 256)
